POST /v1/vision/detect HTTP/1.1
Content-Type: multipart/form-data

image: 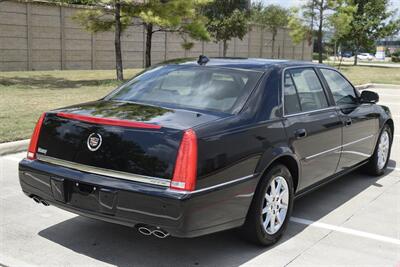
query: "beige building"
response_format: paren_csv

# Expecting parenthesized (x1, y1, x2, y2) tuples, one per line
(0, 0, 312, 71)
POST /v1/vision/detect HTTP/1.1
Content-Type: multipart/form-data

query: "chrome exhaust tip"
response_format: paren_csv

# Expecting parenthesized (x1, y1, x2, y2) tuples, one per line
(32, 196, 41, 204)
(153, 229, 170, 239)
(137, 225, 170, 238)
(138, 226, 153, 236)
(40, 200, 50, 206)
(31, 195, 49, 206)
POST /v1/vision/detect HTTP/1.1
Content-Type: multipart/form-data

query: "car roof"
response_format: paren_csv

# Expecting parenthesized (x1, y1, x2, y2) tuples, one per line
(164, 57, 328, 72)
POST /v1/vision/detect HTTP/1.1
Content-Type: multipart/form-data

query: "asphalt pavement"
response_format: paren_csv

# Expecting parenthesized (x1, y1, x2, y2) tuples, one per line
(0, 87, 399, 267)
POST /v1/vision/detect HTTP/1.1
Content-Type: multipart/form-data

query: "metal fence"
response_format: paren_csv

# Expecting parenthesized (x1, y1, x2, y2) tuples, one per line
(0, 0, 313, 71)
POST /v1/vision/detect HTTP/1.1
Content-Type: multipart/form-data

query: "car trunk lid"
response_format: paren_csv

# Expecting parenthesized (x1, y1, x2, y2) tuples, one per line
(36, 100, 223, 180)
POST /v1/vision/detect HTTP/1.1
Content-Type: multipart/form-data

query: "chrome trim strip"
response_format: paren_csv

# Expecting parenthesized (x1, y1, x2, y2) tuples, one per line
(305, 145, 342, 160)
(36, 155, 171, 187)
(36, 154, 256, 194)
(342, 135, 374, 148)
(284, 107, 336, 118)
(341, 150, 371, 158)
(304, 135, 374, 160)
(168, 174, 256, 195)
(236, 193, 255, 198)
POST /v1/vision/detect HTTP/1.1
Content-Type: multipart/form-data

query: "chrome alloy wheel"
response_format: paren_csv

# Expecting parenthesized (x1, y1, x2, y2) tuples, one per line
(262, 176, 289, 235)
(377, 130, 390, 170)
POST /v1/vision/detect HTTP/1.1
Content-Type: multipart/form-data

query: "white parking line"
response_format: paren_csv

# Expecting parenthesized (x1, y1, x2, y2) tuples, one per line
(380, 102, 400, 106)
(376, 94, 400, 97)
(0, 253, 35, 267)
(388, 166, 400, 172)
(290, 217, 400, 246)
(1, 155, 23, 162)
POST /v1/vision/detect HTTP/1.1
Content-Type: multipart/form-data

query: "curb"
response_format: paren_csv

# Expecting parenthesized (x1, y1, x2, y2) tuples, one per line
(355, 84, 371, 90)
(355, 83, 400, 90)
(0, 139, 29, 156)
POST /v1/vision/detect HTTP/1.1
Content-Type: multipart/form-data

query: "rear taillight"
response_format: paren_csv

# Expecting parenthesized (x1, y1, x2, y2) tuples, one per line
(170, 129, 197, 191)
(27, 113, 46, 160)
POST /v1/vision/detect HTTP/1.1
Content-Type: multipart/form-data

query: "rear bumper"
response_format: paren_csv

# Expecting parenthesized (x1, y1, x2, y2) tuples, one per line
(19, 159, 258, 238)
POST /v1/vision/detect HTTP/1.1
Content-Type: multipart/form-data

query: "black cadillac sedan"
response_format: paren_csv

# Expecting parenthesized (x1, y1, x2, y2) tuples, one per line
(19, 57, 394, 245)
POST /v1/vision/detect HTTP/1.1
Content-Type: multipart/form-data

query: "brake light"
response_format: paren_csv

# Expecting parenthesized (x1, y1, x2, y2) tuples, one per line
(27, 113, 46, 160)
(170, 129, 198, 191)
(57, 112, 161, 129)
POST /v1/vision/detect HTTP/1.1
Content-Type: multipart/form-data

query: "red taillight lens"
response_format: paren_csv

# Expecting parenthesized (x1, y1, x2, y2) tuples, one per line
(57, 112, 161, 129)
(170, 129, 198, 191)
(27, 113, 46, 160)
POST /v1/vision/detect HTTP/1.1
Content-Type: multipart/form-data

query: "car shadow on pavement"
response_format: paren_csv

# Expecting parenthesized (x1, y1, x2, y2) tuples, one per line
(292, 160, 397, 221)
(38, 162, 398, 266)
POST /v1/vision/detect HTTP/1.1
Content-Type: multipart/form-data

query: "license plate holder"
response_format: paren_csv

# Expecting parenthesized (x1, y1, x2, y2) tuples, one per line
(66, 181, 117, 215)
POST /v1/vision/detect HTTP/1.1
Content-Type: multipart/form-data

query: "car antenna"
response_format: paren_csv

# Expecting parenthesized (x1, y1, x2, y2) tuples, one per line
(197, 55, 209, 66)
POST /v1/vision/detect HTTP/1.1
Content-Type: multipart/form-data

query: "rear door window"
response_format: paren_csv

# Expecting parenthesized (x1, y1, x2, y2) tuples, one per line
(283, 68, 329, 115)
(283, 72, 302, 115)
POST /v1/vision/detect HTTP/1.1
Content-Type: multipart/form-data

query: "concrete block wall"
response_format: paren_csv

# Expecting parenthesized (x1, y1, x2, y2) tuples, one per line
(0, 0, 312, 71)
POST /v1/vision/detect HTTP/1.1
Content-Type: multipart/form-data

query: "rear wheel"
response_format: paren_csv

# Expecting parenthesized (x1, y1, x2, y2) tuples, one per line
(363, 125, 392, 176)
(241, 164, 294, 246)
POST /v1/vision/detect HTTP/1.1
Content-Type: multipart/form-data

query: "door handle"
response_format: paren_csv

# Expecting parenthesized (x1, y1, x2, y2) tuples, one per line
(294, 128, 307, 139)
(344, 118, 352, 127)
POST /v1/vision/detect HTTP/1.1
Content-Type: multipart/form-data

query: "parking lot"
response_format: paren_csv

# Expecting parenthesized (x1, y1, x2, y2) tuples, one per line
(0, 87, 399, 267)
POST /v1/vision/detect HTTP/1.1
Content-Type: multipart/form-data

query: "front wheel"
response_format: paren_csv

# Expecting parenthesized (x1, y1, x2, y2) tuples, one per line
(241, 164, 294, 246)
(364, 125, 392, 176)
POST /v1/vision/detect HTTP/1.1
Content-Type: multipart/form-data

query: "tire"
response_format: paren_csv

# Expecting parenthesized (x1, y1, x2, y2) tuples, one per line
(363, 125, 392, 176)
(241, 164, 294, 246)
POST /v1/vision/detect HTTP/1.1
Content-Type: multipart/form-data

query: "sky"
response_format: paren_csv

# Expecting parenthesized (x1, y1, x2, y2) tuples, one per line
(251, 0, 305, 8)
(252, 0, 400, 38)
(252, 0, 400, 10)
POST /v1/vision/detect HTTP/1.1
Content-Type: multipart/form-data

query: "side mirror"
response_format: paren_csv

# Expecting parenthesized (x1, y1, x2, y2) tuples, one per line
(360, 90, 379, 104)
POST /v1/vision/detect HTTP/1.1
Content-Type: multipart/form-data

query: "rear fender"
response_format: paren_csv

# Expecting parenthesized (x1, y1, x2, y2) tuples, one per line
(254, 145, 301, 191)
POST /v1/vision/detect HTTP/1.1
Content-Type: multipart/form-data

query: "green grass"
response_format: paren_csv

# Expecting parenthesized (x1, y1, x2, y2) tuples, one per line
(0, 69, 141, 143)
(337, 65, 400, 85)
(1, 65, 399, 143)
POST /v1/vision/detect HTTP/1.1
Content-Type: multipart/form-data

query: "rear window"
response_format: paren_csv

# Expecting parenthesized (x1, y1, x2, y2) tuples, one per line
(106, 65, 263, 114)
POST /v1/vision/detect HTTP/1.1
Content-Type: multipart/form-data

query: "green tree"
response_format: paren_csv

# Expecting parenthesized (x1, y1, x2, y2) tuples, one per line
(287, 8, 309, 45)
(328, 3, 356, 59)
(302, 0, 352, 63)
(344, 0, 400, 65)
(203, 0, 249, 57)
(52, 0, 98, 4)
(252, 4, 289, 58)
(288, 0, 353, 63)
(74, 0, 134, 80)
(130, 0, 210, 68)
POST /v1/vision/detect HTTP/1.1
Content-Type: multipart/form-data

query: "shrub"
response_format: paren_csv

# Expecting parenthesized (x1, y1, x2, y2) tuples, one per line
(392, 50, 400, 56)
(391, 50, 400, 62)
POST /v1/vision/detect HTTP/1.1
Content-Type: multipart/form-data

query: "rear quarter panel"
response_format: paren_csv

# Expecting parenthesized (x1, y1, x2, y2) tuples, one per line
(191, 68, 292, 225)
(194, 68, 288, 189)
